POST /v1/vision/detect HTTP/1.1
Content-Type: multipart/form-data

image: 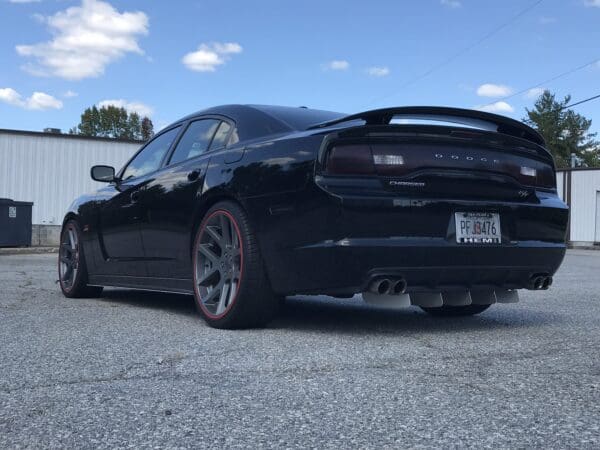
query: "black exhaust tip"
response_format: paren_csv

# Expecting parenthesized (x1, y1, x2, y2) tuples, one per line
(377, 279, 391, 295)
(391, 279, 407, 295)
(533, 276, 544, 290)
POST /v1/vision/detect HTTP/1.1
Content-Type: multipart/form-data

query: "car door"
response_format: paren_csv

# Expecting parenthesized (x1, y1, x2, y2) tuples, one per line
(140, 118, 231, 279)
(95, 126, 182, 276)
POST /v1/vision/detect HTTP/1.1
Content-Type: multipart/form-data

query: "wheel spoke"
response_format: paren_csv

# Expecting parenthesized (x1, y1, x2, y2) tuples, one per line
(198, 267, 219, 287)
(215, 281, 230, 315)
(68, 228, 76, 250)
(204, 285, 221, 304)
(62, 265, 73, 281)
(229, 279, 238, 303)
(220, 215, 231, 246)
(198, 244, 219, 263)
(205, 225, 222, 245)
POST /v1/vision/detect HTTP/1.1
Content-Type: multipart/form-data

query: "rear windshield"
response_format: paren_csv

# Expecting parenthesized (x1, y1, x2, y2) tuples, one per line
(253, 105, 345, 130)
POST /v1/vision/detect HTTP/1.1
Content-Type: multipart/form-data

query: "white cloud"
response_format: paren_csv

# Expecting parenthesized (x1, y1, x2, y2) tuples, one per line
(0, 87, 63, 110)
(0, 88, 23, 106)
(63, 90, 78, 98)
(524, 87, 545, 99)
(323, 60, 349, 71)
(475, 101, 514, 114)
(441, 0, 462, 8)
(366, 66, 390, 77)
(16, 0, 148, 80)
(476, 83, 514, 97)
(539, 16, 557, 24)
(98, 99, 153, 117)
(584, 0, 600, 7)
(182, 42, 242, 72)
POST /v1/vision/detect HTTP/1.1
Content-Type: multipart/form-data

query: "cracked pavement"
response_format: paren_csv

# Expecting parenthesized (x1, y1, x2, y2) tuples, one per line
(0, 251, 599, 448)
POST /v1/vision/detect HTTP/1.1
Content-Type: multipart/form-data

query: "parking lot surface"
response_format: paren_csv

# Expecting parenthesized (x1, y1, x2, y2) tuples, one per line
(1, 251, 599, 448)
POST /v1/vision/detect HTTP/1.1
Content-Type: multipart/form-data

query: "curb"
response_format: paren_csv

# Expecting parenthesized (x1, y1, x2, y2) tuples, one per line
(0, 246, 58, 255)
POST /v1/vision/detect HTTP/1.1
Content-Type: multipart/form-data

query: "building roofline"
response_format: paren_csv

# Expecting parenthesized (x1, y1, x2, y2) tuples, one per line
(0, 128, 145, 144)
(556, 167, 600, 172)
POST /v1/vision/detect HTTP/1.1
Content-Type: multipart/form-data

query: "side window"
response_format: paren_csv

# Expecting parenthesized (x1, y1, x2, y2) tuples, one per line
(122, 127, 180, 180)
(228, 128, 240, 146)
(209, 121, 232, 150)
(168, 119, 220, 165)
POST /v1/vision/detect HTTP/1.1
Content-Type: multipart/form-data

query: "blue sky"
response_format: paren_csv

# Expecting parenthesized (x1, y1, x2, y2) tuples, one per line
(0, 0, 599, 134)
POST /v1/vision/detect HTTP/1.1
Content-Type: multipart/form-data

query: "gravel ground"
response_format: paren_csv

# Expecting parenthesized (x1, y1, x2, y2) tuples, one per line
(0, 251, 599, 449)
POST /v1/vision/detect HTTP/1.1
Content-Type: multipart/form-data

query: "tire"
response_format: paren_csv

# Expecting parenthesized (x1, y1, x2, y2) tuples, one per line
(58, 220, 104, 298)
(192, 201, 278, 329)
(420, 304, 491, 317)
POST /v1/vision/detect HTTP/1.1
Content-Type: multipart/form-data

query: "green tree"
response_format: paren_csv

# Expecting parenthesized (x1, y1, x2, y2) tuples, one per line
(72, 105, 153, 140)
(141, 116, 154, 141)
(524, 91, 599, 167)
(128, 112, 141, 140)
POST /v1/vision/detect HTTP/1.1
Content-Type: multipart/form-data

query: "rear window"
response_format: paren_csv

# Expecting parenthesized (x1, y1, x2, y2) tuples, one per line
(253, 105, 344, 130)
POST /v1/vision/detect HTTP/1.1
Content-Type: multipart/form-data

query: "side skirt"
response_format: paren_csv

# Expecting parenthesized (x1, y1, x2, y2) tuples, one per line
(88, 275, 194, 295)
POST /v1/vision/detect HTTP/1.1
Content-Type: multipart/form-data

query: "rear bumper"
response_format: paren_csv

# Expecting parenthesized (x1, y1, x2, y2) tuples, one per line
(250, 187, 568, 296)
(278, 238, 565, 295)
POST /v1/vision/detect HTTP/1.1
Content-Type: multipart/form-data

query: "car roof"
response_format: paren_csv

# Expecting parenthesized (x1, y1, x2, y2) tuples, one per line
(176, 104, 345, 142)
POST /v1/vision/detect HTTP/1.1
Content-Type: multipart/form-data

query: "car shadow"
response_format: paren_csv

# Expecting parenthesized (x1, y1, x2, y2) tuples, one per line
(95, 290, 561, 334)
(98, 288, 197, 317)
(272, 295, 562, 335)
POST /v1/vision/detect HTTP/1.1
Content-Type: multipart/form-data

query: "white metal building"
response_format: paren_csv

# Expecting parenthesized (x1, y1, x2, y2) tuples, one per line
(0, 129, 141, 227)
(556, 168, 600, 246)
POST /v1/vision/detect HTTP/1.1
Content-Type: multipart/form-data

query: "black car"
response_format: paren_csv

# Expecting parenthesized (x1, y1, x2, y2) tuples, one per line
(58, 105, 568, 328)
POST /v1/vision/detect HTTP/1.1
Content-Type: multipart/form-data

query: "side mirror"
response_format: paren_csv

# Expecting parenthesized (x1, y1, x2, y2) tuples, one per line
(91, 165, 116, 182)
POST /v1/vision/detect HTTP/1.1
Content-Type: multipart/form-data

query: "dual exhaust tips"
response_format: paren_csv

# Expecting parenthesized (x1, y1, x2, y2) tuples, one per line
(529, 274, 553, 290)
(369, 274, 553, 295)
(368, 278, 407, 296)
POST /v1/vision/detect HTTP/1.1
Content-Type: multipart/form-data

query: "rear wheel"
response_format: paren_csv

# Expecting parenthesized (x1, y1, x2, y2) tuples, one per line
(58, 220, 103, 298)
(192, 201, 278, 329)
(420, 304, 491, 317)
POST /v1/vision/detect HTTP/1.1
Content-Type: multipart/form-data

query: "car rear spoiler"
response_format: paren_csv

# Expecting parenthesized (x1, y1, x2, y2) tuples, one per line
(307, 106, 545, 146)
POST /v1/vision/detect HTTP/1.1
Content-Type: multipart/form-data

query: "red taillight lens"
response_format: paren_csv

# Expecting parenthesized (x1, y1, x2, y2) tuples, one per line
(325, 145, 375, 175)
(535, 163, 556, 189)
(325, 143, 556, 189)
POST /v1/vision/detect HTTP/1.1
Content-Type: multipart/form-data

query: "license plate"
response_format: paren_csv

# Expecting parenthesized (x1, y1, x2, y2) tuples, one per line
(455, 212, 501, 244)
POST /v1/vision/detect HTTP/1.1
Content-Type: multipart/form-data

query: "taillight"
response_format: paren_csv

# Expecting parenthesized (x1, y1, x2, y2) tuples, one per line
(325, 143, 556, 189)
(534, 164, 556, 189)
(325, 145, 375, 175)
(325, 144, 409, 176)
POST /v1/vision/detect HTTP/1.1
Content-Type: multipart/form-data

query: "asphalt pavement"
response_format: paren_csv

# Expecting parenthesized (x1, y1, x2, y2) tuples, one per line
(0, 251, 599, 449)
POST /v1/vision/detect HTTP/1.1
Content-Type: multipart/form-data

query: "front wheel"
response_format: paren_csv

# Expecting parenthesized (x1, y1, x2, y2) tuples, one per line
(420, 304, 491, 317)
(58, 220, 103, 298)
(192, 201, 278, 329)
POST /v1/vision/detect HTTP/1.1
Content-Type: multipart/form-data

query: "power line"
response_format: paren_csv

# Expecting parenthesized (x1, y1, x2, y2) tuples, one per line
(481, 58, 600, 108)
(365, 0, 545, 107)
(562, 93, 600, 110)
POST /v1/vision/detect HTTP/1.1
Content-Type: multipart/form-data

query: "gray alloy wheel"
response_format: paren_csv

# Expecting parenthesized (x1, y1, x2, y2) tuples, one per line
(58, 220, 103, 298)
(192, 201, 278, 329)
(59, 222, 80, 293)
(194, 210, 242, 318)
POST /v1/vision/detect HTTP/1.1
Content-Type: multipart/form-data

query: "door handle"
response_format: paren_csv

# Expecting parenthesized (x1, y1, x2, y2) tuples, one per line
(187, 169, 201, 181)
(130, 191, 140, 202)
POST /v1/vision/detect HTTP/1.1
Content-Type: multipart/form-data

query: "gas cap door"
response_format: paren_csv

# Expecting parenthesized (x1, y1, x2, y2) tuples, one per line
(224, 146, 245, 164)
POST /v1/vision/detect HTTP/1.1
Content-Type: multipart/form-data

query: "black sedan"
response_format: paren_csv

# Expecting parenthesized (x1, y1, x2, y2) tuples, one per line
(58, 105, 568, 328)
